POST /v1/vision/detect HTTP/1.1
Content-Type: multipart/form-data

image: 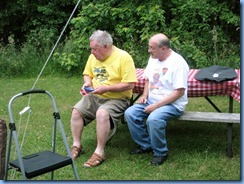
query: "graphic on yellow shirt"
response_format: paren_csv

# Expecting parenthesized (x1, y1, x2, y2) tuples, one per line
(94, 66, 108, 82)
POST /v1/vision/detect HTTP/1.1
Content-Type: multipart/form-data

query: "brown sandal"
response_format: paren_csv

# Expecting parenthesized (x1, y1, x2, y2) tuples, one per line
(70, 146, 83, 160)
(83, 152, 105, 168)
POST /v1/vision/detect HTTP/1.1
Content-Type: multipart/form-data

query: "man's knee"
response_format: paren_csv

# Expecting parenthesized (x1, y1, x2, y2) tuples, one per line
(147, 115, 167, 128)
(96, 109, 109, 120)
(71, 108, 82, 120)
(124, 106, 133, 118)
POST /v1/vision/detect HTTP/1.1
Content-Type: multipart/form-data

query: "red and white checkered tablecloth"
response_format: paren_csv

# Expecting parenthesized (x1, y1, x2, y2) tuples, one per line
(133, 68, 240, 102)
(80, 68, 240, 103)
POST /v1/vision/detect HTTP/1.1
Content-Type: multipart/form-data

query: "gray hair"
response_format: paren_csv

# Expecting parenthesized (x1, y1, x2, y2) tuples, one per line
(89, 30, 113, 46)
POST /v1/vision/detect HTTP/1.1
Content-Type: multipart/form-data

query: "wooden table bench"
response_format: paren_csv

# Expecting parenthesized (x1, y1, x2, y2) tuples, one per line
(177, 111, 240, 157)
(178, 111, 240, 123)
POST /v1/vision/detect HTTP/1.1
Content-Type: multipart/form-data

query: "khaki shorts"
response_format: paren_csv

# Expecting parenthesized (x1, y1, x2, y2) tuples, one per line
(73, 94, 130, 129)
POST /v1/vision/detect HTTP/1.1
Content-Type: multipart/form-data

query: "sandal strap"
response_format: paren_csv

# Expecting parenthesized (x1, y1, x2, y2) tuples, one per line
(71, 146, 82, 160)
(83, 152, 105, 167)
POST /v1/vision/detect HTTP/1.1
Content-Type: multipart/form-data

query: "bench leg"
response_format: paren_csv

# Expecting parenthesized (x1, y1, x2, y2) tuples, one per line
(226, 123, 233, 158)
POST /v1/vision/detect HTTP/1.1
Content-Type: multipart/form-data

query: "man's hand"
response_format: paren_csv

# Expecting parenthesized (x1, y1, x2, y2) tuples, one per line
(144, 103, 158, 114)
(137, 96, 147, 104)
(92, 86, 109, 94)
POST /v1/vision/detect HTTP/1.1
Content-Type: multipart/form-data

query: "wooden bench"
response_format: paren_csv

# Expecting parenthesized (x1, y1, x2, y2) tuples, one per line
(178, 111, 240, 123)
(177, 111, 240, 158)
(119, 93, 240, 158)
(119, 110, 240, 158)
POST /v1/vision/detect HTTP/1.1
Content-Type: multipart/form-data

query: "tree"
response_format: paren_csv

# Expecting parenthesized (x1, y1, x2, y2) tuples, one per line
(0, 0, 77, 46)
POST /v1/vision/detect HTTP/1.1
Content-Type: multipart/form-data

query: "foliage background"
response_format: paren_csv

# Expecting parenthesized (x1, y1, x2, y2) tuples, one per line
(0, 0, 240, 77)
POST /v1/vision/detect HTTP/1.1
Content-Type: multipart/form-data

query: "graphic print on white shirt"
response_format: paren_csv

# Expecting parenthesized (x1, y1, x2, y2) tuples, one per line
(144, 50, 189, 111)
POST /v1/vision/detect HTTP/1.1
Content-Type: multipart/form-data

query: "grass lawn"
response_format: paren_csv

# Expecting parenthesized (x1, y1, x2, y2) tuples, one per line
(0, 76, 240, 181)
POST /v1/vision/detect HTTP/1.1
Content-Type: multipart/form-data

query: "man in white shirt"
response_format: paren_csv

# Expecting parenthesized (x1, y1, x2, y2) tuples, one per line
(124, 33, 189, 166)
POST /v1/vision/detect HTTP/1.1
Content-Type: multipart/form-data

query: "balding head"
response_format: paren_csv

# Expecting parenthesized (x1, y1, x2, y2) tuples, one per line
(148, 33, 172, 61)
(149, 33, 170, 48)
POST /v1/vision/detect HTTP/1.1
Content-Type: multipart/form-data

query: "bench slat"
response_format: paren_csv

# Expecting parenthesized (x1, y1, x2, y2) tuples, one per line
(178, 111, 240, 123)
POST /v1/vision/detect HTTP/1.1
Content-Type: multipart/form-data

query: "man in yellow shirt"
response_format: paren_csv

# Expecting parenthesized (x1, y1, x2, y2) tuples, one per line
(70, 30, 137, 168)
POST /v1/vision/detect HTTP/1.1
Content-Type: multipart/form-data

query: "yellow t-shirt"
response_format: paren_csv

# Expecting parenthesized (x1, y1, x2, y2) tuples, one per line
(83, 46, 137, 99)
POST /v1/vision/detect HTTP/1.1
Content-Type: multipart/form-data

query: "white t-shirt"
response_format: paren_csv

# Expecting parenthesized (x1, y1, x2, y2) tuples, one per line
(144, 50, 189, 111)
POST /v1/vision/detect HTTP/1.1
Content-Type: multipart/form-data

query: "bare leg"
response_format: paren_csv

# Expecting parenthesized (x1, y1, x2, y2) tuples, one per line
(94, 109, 111, 157)
(83, 109, 111, 167)
(70, 108, 84, 148)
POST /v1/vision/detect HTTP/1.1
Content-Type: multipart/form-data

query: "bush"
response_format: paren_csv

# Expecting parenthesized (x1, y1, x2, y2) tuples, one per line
(0, 30, 56, 77)
(0, 37, 24, 77)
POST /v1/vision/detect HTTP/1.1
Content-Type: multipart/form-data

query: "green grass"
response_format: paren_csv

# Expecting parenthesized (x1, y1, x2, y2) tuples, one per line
(0, 76, 240, 181)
